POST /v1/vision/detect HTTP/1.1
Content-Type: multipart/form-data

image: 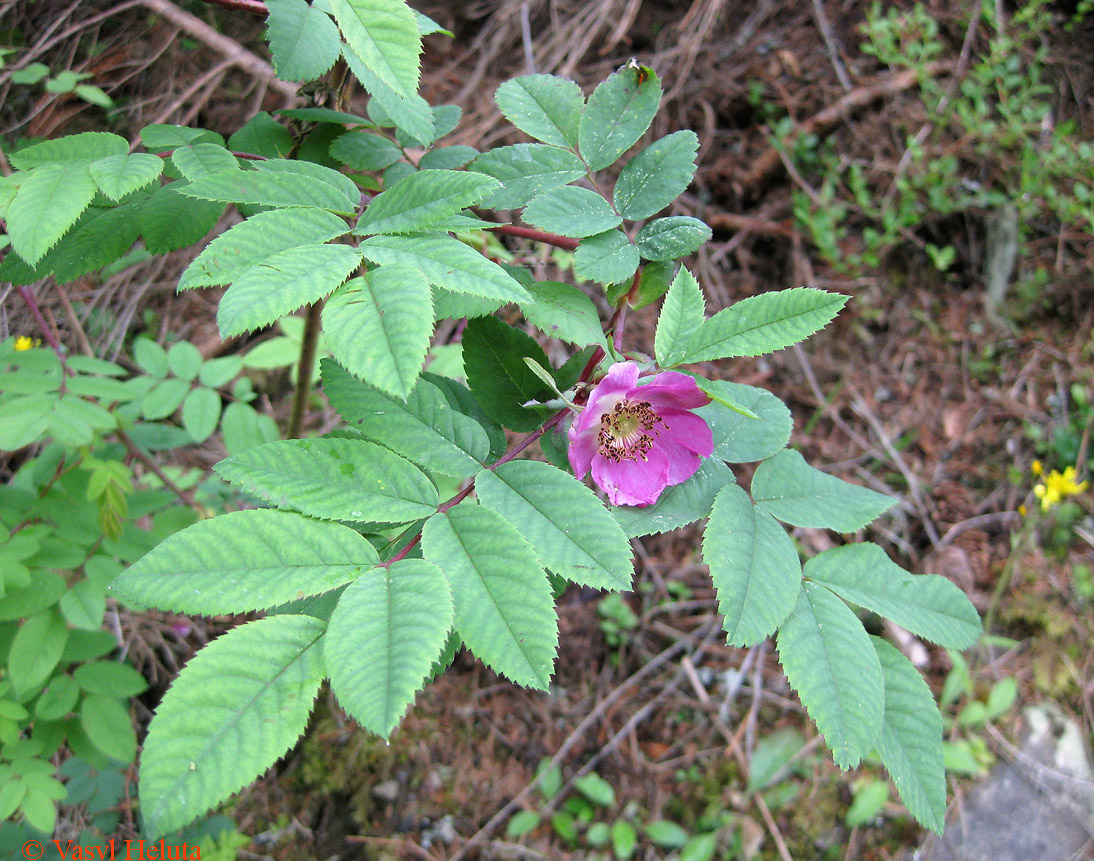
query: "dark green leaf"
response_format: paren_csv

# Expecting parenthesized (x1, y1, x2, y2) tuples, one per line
(462, 315, 553, 431)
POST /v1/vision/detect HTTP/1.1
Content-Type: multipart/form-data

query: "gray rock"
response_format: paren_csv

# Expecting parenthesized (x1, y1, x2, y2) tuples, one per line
(915, 704, 1094, 861)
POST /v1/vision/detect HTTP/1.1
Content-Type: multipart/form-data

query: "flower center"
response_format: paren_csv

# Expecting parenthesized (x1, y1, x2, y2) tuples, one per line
(598, 399, 665, 462)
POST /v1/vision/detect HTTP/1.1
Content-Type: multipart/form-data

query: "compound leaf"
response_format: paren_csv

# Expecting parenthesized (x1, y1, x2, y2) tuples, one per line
(477, 460, 634, 590)
(110, 509, 379, 614)
(777, 581, 884, 769)
(522, 186, 621, 238)
(469, 143, 585, 210)
(573, 229, 639, 286)
(805, 544, 981, 649)
(215, 436, 438, 523)
(266, 0, 342, 81)
(423, 505, 557, 689)
(330, 0, 421, 100)
(611, 458, 734, 538)
(678, 287, 847, 364)
(326, 559, 452, 737)
(613, 130, 698, 219)
(522, 280, 608, 349)
(359, 233, 530, 304)
(355, 169, 499, 235)
(696, 380, 792, 463)
(703, 484, 801, 646)
(655, 266, 705, 368)
(751, 449, 895, 532)
(138, 614, 325, 838)
(322, 359, 489, 477)
(635, 216, 711, 262)
(171, 143, 240, 181)
(179, 207, 349, 290)
(494, 74, 583, 148)
(88, 152, 163, 201)
(217, 243, 362, 337)
(578, 64, 661, 171)
(872, 637, 947, 833)
(179, 167, 356, 214)
(8, 164, 97, 266)
(322, 265, 433, 399)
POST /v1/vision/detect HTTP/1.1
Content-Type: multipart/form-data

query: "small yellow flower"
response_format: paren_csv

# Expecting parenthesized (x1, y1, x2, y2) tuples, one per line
(14, 335, 39, 352)
(1018, 504, 1027, 517)
(1033, 465, 1089, 511)
(1031, 460, 1043, 477)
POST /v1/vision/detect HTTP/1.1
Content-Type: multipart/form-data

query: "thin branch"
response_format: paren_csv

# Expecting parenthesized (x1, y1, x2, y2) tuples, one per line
(286, 301, 323, 439)
(115, 427, 199, 509)
(201, 0, 268, 15)
(490, 223, 580, 252)
(16, 285, 63, 353)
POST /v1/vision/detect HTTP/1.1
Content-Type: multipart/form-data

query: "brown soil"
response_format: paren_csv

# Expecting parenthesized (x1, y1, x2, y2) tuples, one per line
(3, 1, 1092, 859)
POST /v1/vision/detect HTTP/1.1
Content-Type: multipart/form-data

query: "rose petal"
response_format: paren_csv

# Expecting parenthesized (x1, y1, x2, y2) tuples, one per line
(592, 447, 670, 507)
(657, 408, 714, 457)
(633, 370, 710, 411)
(567, 419, 598, 478)
(651, 433, 705, 484)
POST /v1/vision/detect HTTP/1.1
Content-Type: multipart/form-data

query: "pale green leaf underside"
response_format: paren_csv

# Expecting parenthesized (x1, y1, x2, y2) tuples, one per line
(322, 266, 433, 399)
(696, 380, 792, 463)
(7, 131, 127, 170)
(611, 458, 734, 538)
(179, 168, 357, 213)
(89, 152, 164, 200)
(354, 169, 500, 235)
(655, 266, 705, 368)
(777, 581, 884, 769)
(138, 614, 325, 838)
(522, 186, 621, 238)
(214, 436, 438, 523)
(578, 66, 661, 171)
(326, 559, 453, 737)
(635, 216, 711, 262)
(110, 509, 379, 614)
(8, 164, 97, 266)
(677, 287, 848, 363)
(476, 460, 634, 591)
(423, 505, 557, 689)
(330, 0, 421, 100)
(359, 233, 530, 304)
(805, 543, 981, 649)
(171, 143, 240, 182)
(522, 281, 609, 350)
(322, 359, 489, 477)
(872, 637, 947, 833)
(613, 130, 698, 220)
(341, 45, 434, 145)
(217, 243, 362, 337)
(179, 207, 349, 290)
(573, 229, 639, 286)
(703, 484, 801, 646)
(266, 0, 342, 81)
(751, 449, 895, 532)
(494, 74, 583, 148)
(469, 143, 586, 210)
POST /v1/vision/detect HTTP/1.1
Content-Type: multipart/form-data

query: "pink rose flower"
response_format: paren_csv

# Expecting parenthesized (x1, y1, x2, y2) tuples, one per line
(568, 362, 713, 507)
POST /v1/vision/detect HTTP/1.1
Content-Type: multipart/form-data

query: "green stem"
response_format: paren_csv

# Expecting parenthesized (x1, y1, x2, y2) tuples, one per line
(286, 301, 323, 439)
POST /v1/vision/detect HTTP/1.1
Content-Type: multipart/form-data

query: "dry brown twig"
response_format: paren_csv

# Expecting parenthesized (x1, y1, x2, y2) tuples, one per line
(137, 0, 299, 102)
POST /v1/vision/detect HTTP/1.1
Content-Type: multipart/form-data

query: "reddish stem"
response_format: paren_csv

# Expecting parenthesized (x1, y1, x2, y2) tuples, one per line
(202, 0, 268, 15)
(154, 149, 267, 161)
(490, 223, 580, 252)
(16, 286, 63, 354)
(380, 361, 603, 569)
